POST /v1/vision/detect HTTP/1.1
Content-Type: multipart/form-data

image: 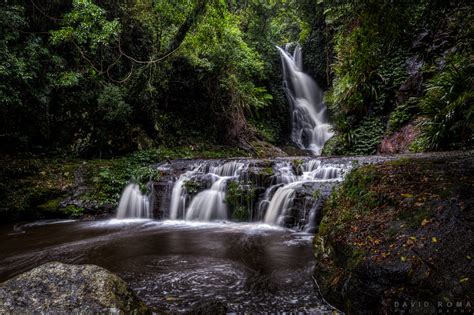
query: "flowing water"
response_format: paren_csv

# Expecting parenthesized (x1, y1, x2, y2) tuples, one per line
(116, 183, 151, 219)
(164, 158, 350, 232)
(0, 219, 333, 313)
(277, 44, 334, 155)
(0, 156, 397, 312)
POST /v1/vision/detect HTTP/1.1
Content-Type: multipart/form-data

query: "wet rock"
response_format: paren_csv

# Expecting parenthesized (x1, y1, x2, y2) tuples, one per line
(396, 56, 424, 105)
(0, 262, 150, 314)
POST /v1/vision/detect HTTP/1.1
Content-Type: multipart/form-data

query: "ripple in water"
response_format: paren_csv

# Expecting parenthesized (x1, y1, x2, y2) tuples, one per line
(121, 256, 245, 312)
(0, 220, 335, 313)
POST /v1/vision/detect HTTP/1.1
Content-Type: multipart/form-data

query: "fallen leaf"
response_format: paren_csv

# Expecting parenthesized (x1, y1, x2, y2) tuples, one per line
(432, 237, 438, 243)
(421, 218, 430, 226)
(459, 277, 469, 283)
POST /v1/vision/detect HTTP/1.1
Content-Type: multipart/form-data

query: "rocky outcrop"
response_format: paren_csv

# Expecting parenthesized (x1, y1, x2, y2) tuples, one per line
(0, 262, 150, 314)
(378, 122, 421, 154)
(314, 153, 474, 314)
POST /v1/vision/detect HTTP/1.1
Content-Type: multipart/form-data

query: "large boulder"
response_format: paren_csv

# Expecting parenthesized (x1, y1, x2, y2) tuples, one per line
(0, 262, 149, 314)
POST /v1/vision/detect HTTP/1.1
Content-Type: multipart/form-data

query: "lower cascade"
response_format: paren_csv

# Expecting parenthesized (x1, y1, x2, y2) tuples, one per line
(116, 159, 350, 231)
(116, 183, 151, 219)
(171, 161, 244, 221)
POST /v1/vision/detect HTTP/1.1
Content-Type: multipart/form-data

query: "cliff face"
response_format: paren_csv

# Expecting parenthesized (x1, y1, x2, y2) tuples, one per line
(313, 152, 474, 314)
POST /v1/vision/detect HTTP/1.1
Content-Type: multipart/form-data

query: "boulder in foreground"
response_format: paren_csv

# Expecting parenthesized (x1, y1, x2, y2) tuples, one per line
(0, 262, 149, 314)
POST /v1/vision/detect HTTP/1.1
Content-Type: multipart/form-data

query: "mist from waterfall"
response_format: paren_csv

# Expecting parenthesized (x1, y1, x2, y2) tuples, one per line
(277, 44, 334, 155)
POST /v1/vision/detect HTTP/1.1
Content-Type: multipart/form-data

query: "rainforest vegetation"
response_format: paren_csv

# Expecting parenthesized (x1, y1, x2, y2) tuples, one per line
(1, 1, 473, 313)
(1, 0, 472, 158)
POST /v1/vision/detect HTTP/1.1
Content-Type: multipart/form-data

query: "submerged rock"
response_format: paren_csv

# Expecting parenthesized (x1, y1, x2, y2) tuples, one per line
(0, 262, 150, 314)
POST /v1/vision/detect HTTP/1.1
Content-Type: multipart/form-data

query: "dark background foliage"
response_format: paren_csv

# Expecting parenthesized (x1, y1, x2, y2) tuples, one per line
(1, 0, 472, 157)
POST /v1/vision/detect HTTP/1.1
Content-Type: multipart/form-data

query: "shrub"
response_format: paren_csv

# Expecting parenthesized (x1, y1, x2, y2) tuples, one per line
(418, 54, 474, 150)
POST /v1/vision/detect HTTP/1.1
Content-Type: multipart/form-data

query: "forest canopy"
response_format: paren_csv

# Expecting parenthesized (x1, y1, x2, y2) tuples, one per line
(1, 0, 472, 157)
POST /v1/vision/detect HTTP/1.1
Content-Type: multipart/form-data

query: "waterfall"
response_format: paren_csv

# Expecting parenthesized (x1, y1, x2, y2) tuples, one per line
(263, 182, 298, 225)
(116, 183, 151, 219)
(123, 158, 351, 230)
(261, 161, 346, 230)
(277, 44, 334, 155)
(185, 177, 229, 221)
(169, 161, 245, 221)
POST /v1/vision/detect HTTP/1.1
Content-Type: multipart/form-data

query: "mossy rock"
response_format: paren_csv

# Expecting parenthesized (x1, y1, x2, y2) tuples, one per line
(0, 262, 150, 313)
(314, 154, 474, 313)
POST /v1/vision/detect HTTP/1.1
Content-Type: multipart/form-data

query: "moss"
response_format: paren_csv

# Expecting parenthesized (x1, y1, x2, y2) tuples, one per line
(183, 179, 201, 195)
(232, 206, 249, 221)
(37, 198, 61, 211)
(259, 167, 274, 177)
(292, 159, 304, 175)
(388, 157, 411, 166)
(63, 205, 85, 218)
(315, 154, 474, 313)
(312, 189, 321, 199)
(398, 205, 433, 229)
(225, 181, 256, 221)
(340, 245, 367, 272)
(321, 135, 339, 156)
(322, 165, 379, 234)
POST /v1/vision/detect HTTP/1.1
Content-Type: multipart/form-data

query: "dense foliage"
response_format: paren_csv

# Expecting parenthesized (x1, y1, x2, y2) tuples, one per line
(1, 0, 472, 157)
(1, 0, 311, 157)
(322, 0, 473, 154)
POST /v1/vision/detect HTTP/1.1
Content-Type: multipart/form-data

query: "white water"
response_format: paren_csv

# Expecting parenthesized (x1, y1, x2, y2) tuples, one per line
(169, 166, 202, 220)
(277, 44, 334, 155)
(170, 161, 245, 221)
(185, 177, 229, 221)
(115, 158, 349, 231)
(116, 183, 151, 219)
(262, 160, 346, 231)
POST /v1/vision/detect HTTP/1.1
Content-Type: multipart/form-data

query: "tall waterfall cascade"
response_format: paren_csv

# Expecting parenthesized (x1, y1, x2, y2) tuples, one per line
(277, 44, 334, 155)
